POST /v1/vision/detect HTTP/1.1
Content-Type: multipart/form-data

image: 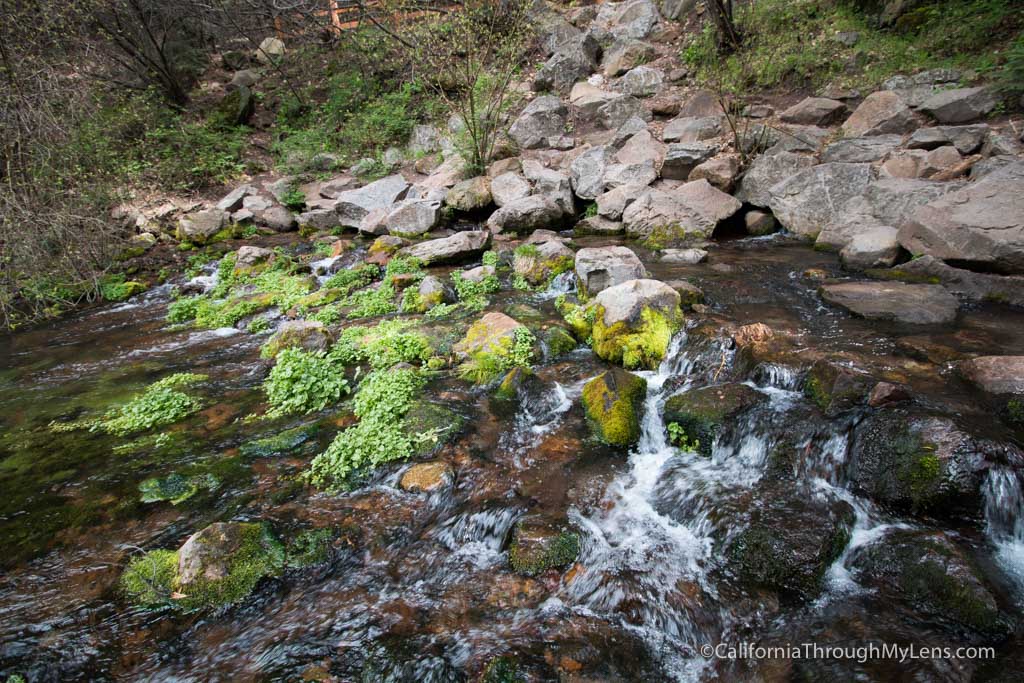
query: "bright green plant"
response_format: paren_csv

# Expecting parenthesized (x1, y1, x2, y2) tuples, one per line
(57, 373, 208, 436)
(263, 348, 350, 417)
(667, 422, 701, 452)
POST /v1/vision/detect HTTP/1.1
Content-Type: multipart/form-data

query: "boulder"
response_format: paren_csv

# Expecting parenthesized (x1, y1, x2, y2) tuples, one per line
(779, 97, 847, 126)
(176, 522, 284, 607)
(177, 208, 229, 244)
(602, 159, 659, 189)
(918, 145, 962, 178)
(728, 486, 855, 599)
(851, 529, 1006, 637)
(408, 124, 442, 155)
(590, 278, 683, 369)
(570, 146, 613, 200)
(398, 230, 491, 265)
(919, 87, 997, 124)
(599, 94, 650, 129)
(674, 179, 741, 223)
(216, 184, 256, 212)
(848, 410, 990, 514)
(460, 264, 495, 284)
(959, 356, 1024, 397)
(421, 155, 466, 190)
(522, 160, 575, 215)
(663, 382, 766, 456)
(385, 200, 442, 237)
(255, 37, 285, 64)
(234, 245, 275, 269)
(453, 311, 525, 360)
(575, 215, 625, 235)
(888, 255, 1024, 308)
(486, 195, 564, 234)
(841, 90, 916, 137)
(735, 151, 815, 207)
(534, 49, 597, 94)
(661, 142, 718, 179)
(595, 184, 642, 220)
(262, 320, 332, 359)
(331, 174, 411, 228)
(490, 172, 532, 207)
(574, 246, 646, 297)
(597, 0, 660, 40)
(821, 134, 902, 163)
(622, 186, 716, 244)
(662, 115, 723, 143)
(767, 163, 873, 238)
(582, 368, 647, 446)
(897, 176, 1024, 274)
(661, 248, 707, 264)
(618, 65, 664, 98)
(676, 89, 725, 118)
(413, 275, 454, 312)
(688, 155, 739, 191)
(602, 39, 658, 77)
(615, 130, 666, 168)
(514, 239, 575, 287)
(610, 115, 651, 147)
(446, 177, 492, 212)
(509, 96, 568, 149)
(839, 225, 901, 269)
(819, 281, 958, 325)
(256, 205, 296, 232)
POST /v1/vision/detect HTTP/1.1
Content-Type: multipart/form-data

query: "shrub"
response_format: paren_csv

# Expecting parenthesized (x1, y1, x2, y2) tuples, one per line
(263, 348, 350, 417)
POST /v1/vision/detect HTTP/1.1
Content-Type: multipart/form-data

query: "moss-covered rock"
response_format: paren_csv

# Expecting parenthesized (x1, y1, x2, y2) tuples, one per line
(803, 359, 874, 416)
(240, 422, 320, 458)
(663, 383, 766, 456)
(454, 312, 535, 384)
(260, 320, 333, 359)
(138, 472, 219, 505)
(446, 176, 492, 212)
(582, 368, 647, 447)
(120, 521, 284, 612)
(480, 656, 526, 683)
(508, 517, 580, 576)
(404, 401, 465, 457)
(512, 241, 575, 287)
(728, 486, 855, 599)
(542, 325, 577, 359)
(851, 529, 1008, 637)
(590, 279, 683, 370)
(848, 410, 989, 515)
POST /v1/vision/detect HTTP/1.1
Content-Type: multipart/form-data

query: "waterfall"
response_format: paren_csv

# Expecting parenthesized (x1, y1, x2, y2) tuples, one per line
(984, 467, 1024, 595)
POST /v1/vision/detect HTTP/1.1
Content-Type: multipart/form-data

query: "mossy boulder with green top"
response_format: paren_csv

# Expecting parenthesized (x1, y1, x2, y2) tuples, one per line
(582, 368, 647, 447)
(119, 521, 284, 611)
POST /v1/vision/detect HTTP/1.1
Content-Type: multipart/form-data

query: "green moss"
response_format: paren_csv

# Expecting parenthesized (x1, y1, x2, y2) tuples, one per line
(863, 268, 941, 285)
(241, 423, 320, 458)
(459, 327, 536, 385)
(543, 326, 578, 359)
(99, 274, 147, 301)
(1003, 398, 1024, 426)
(592, 305, 679, 370)
(582, 370, 647, 447)
(481, 656, 526, 683)
(285, 528, 336, 569)
(803, 373, 831, 412)
(555, 296, 595, 341)
(508, 528, 580, 576)
(119, 549, 180, 609)
(901, 449, 942, 509)
(138, 472, 219, 504)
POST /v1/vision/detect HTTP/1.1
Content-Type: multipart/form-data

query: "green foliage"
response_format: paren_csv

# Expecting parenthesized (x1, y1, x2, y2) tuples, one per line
(309, 368, 427, 487)
(98, 273, 146, 302)
(119, 549, 179, 608)
(308, 304, 342, 325)
(247, 316, 271, 334)
(74, 92, 248, 191)
(482, 250, 499, 267)
(667, 422, 702, 452)
(459, 326, 536, 385)
(280, 186, 307, 211)
(285, 528, 336, 569)
(451, 270, 500, 305)
(263, 348, 350, 417)
(68, 373, 208, 436)
(323, 264, 380, 295)
(330, 319, 433, 368)
(682, 0, 1024, 94)
(996, 32, 1024, 98)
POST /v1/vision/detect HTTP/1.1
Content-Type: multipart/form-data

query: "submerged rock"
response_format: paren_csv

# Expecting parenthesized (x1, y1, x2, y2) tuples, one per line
(582, 368, 647, 447)
(851, 529, 1007, 637)
(399, 461, 453, 493)
(508, 516, 580, 576)
(261, 320, 332, 359)
(819, 281, 958, 325)
(728, 485, 855, 599)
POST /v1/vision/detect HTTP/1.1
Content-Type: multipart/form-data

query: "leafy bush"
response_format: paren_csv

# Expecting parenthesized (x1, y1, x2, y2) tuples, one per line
(330, 319, 433, 368)
(309, 368, 427, 487)
(263, 348, 350, 417)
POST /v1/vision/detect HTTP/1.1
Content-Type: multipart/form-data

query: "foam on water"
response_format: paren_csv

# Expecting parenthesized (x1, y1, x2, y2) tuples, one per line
(984, 467, 1024, 598)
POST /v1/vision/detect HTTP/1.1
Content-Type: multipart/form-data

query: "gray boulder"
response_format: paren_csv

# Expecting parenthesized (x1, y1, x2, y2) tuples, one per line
(736, 151, 815, 207)
(574, 245, 646, 296)
(618, 65, 664, 98)
(919, 87, 997, 124)
(398, 230, 491, 265)
(602, 39, 657, 77)
(661, 142, 718, 179)
(841, 90, 917, 137)
(486, 195, 564, 234)
(570, 146, 613, 200)
(767, 163, 873, 238)
(490, 172, 532, 207)
(177, 208, 229, 244)
(897, 176, 1024, 274)
(622, 186, 716, 242)
(385, 200, 442, 237)
(819, 281, 959, 325)
(839, 226, 901, 269)
(821, 135, 902, 163)
(534, 49, 597, 94)
(662, 115, 722, 143)
(779, 97, 846, 126)
(331, 174, 411, 228)
(509, 96, 568, 150)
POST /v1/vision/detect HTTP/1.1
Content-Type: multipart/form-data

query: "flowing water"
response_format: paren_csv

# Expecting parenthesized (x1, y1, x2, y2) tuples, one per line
(2, 235, 1024, 681)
